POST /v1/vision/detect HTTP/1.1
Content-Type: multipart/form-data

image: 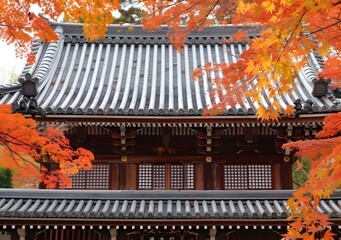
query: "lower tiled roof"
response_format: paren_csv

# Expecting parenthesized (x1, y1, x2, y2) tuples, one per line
(0, 189, 340, 222)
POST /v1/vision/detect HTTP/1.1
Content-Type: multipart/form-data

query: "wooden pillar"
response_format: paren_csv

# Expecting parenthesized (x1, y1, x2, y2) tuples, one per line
(17, 228, 25, 240)
(118, 163, 127, 190)
(128, 164, 137, 190)
(109, 228, 117, 240)
(110, 164, 119, 190)
(195, 163, 204, 190)
(281, 163, 293, 189)
(209, 228, 217, 240)
(273, 164, 281, 190)
(215, 164, 224, 190)
(203, 163, 214, 190)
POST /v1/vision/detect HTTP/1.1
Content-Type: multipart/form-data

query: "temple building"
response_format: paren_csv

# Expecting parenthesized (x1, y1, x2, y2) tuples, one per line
(0, 22, 340, 240)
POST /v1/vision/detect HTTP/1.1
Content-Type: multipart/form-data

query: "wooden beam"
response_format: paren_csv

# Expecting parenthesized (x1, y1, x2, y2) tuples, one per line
(38, 114, 327, 125)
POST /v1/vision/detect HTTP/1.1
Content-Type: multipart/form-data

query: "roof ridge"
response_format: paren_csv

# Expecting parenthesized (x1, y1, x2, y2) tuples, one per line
(49, 21, 261, 39)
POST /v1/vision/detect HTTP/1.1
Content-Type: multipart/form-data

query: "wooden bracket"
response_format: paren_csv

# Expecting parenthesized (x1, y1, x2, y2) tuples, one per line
(110, 126, 139, 155)
(196, 126, 224, 155)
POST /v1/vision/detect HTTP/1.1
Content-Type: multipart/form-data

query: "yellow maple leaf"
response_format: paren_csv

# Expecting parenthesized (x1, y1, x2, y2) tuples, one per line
(245, 60, 255, 74)
(245, 91, 261, 102)
(256, 106, 271, 121)
(261, 1, 276, 13)
(317, 39, 330, 57)
(284, 105, 295, 117)
(272, 100, 281, 111)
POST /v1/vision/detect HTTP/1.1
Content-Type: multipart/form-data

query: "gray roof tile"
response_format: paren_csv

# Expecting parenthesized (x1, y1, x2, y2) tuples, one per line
(0, 189, 340, 221)
(0, 23, 339, 116)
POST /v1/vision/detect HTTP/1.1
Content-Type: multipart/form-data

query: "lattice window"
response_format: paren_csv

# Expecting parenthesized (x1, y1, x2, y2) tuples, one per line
(152, 165, 166, 189)
(138, 164, 153, 189)
(36, 228, 101, 240)
(224, 165, 248, 189)
(69, 169, 86, 188)
(67, 164, 110, 189)
(171, 165, 184, 189)
(224, 164, 272, 189)
(138, 164, 194, 190)
(138, 164, 166, 189)
(248, 165, 272, 189)
(184, 164, 195, 189)
(170, 164, 194, 189)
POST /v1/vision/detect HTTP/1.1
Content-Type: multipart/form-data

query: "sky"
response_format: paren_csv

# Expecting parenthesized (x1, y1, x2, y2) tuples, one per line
(0, 42, 26, 85)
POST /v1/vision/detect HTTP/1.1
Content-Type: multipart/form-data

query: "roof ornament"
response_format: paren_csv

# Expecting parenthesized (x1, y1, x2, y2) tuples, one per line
(332, 88, 341, 105)
(312, 78, 329, 97)
(293, 99, 314, 118)
(12, 73, 46, 117)
(19, 73, 38, 97)
(332, 88, 341, 98)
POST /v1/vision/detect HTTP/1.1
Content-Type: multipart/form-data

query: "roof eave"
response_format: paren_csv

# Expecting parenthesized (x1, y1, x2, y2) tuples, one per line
(31, 113, 329, 125)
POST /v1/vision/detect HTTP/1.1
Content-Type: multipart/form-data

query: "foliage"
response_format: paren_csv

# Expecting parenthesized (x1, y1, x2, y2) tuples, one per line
(141, 0, 341, 121)
(0, 166, 12, 188)
(141, 1, 340, 239)
(0, 0, 340, 238)
(0, 104, 94, 188)
(139, 2, 341, 237)
(12, 165, 39, 188)
(292, 157, 311, 189)
(283, 113, 341, 240)
(0, 0, 120, 63)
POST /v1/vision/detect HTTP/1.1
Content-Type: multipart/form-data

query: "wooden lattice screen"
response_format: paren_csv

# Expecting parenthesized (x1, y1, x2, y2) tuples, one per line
(138, 164, 194, 190)
(67, 164, 110, 189)
(170, 164, 194, 189)
(35, 228, 101, 240)
(223, 164, 272, 189)
(152, 165, 166, 189)
(138, 164, 153, 189)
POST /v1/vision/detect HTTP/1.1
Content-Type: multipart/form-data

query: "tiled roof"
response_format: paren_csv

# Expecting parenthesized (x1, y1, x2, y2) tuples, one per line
(0, 23, 339, 116)
(0, 189, 340, 222)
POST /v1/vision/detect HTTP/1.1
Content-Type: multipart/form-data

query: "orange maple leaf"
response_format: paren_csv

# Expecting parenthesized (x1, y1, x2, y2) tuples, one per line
(0, 104, 94, 188)
(284, 105, 295, 117)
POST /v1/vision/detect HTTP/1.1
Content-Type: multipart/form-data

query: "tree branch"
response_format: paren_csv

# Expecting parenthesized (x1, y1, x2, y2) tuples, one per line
(0, 24, 31, 29)
(331, 0, 341, 6)
(309, 19, 341, 34)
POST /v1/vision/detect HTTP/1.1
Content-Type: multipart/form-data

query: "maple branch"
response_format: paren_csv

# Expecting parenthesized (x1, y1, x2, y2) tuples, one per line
(0, 24, 31, 29)
(309, 19, 341, 34)
(292, 180, 303, 188)
(282, 9, 307, 53)
(159, 1, 202, 24)
(295, 167, 309, 177)
(14, 0, 30, 16)
(0, 20, 35, 56)
(269, 8, 308, 81)
(157, 0, 186, 10)
(13, 0, 58, 41)
(2, 26, 26, 52)
(0, 27, 29, 59)
(0, 131, 38, 148)
(332, 0, 341, 6)
(194, 0, 220, 29)
(1, 139, 40, 171)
